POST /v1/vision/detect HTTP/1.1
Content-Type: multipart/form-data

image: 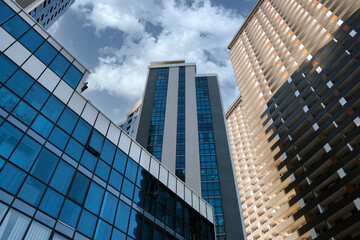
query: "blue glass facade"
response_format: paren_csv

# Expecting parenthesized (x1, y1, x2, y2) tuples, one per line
(0, 1, 215, 239)
(195, 77, 225, 240)
(147, 68, 169, 161)
(175, 67, 185, 181)
(29, 0, 74, 30)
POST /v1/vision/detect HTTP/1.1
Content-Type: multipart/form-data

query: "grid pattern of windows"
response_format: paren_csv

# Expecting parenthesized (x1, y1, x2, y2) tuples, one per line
(147, 68, 169, 161)
(195, 77, 225, 240)
(29, 0, 74, 30)
(175, 67, 185, 181)
(0, 2, 215, 239)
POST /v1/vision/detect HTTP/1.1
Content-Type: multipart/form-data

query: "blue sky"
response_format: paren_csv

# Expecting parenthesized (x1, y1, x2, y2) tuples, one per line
(49, 0, 257, 123)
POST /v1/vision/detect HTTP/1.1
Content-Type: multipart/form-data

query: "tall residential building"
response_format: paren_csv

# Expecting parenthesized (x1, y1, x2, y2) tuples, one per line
(226, 0, 360, 239)
(0, 1, 216, 239)
(135, 61, 246, 240)
(119, 99, 141, 138)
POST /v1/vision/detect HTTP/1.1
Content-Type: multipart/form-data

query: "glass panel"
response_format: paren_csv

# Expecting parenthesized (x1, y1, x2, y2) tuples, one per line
(80, 150, 97, 171)
(65, 138, 83, 161)
(127, 209, 142, 239)
(72, 119, 91, 145)
(39, 188, 64, 218)
(136, 167, 148, 190)
(34, 41, 57, 66)
(5, 69, 34, 97)
(113, 149, 127, 174)
(9, 135, 41, 171)
(63, 65, 83, 89)
(50, 161, 75, 195)
(100, 140, 115, 165)
(49, 53, 70, 78)
(153, 227, 164, 240)
(18, 28, 44, 52)
(114, 200, 130, 232)
(12, 101, 37, 125)
(100, 192, 117, 224)
(142, 219, 153, 240)
(0, 87, 19, 112)
(77, 210, 97, 238)
(0, 121, 22, 159)
(87, 130, 104, 156)
(30, 148, 59, 183)
(94, 220, 112, 240)
(48, 127, 69, 150)
(0, 54, 17, 83)
(121, 178, 134, 199)
(111, 228, 126, 240)
(2, 15, 30, 39)
(0, 202, 7, 223)
(57, 107, 78, 134)
(166, 211, 175, 229)
(59, 200, 81, 228)
(156, 203, 165, 223)
(95, 159, 110, 181)
(167, 192, 175, 212)
(24, 83, 49, 110)
(108, 169, 123, 191)
(52, 233, 68, 240)
(133, 187, 145, 208)
(24, 221, 51, 240)
(68, 172, 90, 205)
(31, 114, 54, 138)
(84, 182, 104, 215)
(18, 176, 46, 207)
(0, 163, 26, 194)
(0, 1, 15, 25)
(0, 209, 30, 239)
(125, 158, 138, 183)
(41, 96, 64, 122)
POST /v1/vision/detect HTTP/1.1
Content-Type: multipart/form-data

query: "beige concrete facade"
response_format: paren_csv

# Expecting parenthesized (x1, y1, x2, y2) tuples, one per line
(226, 0, 360, 239)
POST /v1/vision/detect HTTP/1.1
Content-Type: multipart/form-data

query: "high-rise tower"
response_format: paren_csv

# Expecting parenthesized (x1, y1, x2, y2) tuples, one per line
(226, 0, 360, 239)
(135, 61, 246, 240)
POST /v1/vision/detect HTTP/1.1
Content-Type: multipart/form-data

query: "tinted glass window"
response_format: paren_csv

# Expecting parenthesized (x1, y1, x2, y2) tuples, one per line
(9, 135, 41, 171)
(63, 65, 83, 89)
(34, 42, 57, 65)
(84, 182, 104, 215)
(0, 1, 15, 25)
(5, 69, 33, 97)
(100, 140, 116, 165)
(48, 126, 69, 150)
(31, 114, 54, 138)
(108, 169, 123, 191)
(18, 28, 44, 52)
(2, 15, 30, 39)
(125, 158, 138, 183)
(80, 150, 98, 171)
(113, 149, 127, 174)
(39, 188, 64, 218)
(0, 121, 23, 159)
(59, 199, 81, 228)
(73, 119, 91, 145)
(12, 101, 37, 125)
(50, 161, 75, 194)
(30, 148, 59, 183)
(41, 95, 64, 122)
(18, 176, 45, 206)
(0, 87, 19, 112)
(100, 192, 117, 224)
(114, 200, 130, 232)
(77, 210, 97, 238)
(24, 83, 49, 110)
(0, 163, 26, 194)
(49, 53, 70, 78)
(68, 172, 90, 205)
(0, 54, 17, 83)
(57, 107, 78, 134)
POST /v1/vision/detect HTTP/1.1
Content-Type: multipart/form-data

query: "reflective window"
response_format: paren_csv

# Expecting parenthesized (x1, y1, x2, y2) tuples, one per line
(0, 54, 17, 83)
(0, 121, 23, 159)
(100, 192, 117, 224)
(142, 219, 153, 240)
(39, 188, 64, 218)
(41, 96, 64, 122)
(57, 107, 78, 134)
(50, 161, 75, 195)
(113, 149, 127, 174)
(77, 210, 97, 238)
(80, 150, 98, 171)
(24, 83, 49, 110)
(31, 114, 54, 138)
(49, 53, 70, 78)
(48, 126, 69, 150)
(73, 119, 91, 145)
(19, 28, 44, 52)
(13, 101, 37, 125)
(5, 69, 34, 97)
(0, 163, 26, 194)
(94, 220, 112, 240)
(87, 130, 104, 156)
(59, 199, 81, 228)
(127, 209, 142, 239)
(2, 15, 30, 39)
(9, 135, 41, 171)
(0, 1, 15, 25)
(114, 200, 130, 232)
(25, 221, 51, 240)
(0, 87, 19, 112)
(121, 178, 134, 199)
(111, 228, 126, 240)
(30, 148, 59, 183)
(18, 176, 46, 206)
(0, 209, 30, 239)
(95, 159, 110, 181)
(34, 41, 57, 65)
(65, 138, 83, 160)
(84, 182, 104, 215)
(100, 139, 116, 165)
(63, 65, 83, 89)
(125, 158, 138, 183)
(68, 172, 90, 205)
(108, 169, 123, 191)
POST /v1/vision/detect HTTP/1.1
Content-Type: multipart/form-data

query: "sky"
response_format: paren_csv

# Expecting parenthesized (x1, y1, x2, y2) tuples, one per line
(49, 0, 258, 124)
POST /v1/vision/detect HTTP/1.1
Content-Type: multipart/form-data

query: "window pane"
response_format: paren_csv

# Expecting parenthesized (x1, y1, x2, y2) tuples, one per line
(77, 210, 97, 238)
(5, 69, 33, 97)
(153, 227, 164, 240)
(0, 209, 30, 239)
(13, 101, 37, 125)
(41, 96, 64, 122)
(24, 221, 51, 240)
(50, 161, 74, 194)
(68, 172, 90, 205)
(39, 188, 64, 218)
(0, 163, 26, 194)
(34, 41, 57, 66)
(108, 169, 123, 191)
(57, 107, 78, 134)
(127, 209, 142, 239)
(31, 114, 54, 138)
(100, 140, 115, 165)
(125, 158, 138, 183)
(100, 192, 117, 224)
(0, 86, 19, 112)
(0, 121, 23, 159)
(0, 54, 17, 83)
(63, 65, 83, 89)
(48, 126, 69, 150)
(94, 220, 112, 240)
(18, 176, 46, 207)
(80, 150, 97, 171)
(24, 83, 49, 110)
(114, 200, 131, 232)
(84, 182, 104, 215)
(73, 119, 91, 145)
(113, 149, 127, 174)
(18, 28, 44, 52)
(121, 178, 134, 199)
(9, 135, 41, 171)
(2, 15, 30, 39)
(59, 200, 81, 228)
(0, 1, 15, 25)
(65, 138, 83, 161)
(30, 148, 59, 183)
(133, 187, 145, 208)
(111, 228, 126, 240)
(142, 219, 153, 240)
(87, 130, 104, 155)
(136, 167, 148, 190)
(95, 159, 110, 181)
(49, 53, 70, 78)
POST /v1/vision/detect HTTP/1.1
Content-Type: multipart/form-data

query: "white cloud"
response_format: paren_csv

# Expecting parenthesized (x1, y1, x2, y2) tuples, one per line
(73, 0, 243, 109)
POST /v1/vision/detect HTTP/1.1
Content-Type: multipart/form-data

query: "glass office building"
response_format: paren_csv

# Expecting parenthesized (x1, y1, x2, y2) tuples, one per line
(119, 100, 141, 139)
(0, 1, 215, 239)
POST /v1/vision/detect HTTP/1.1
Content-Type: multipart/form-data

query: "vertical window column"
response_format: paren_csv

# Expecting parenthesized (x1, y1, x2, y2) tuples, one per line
(176, 67, 185, 181)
